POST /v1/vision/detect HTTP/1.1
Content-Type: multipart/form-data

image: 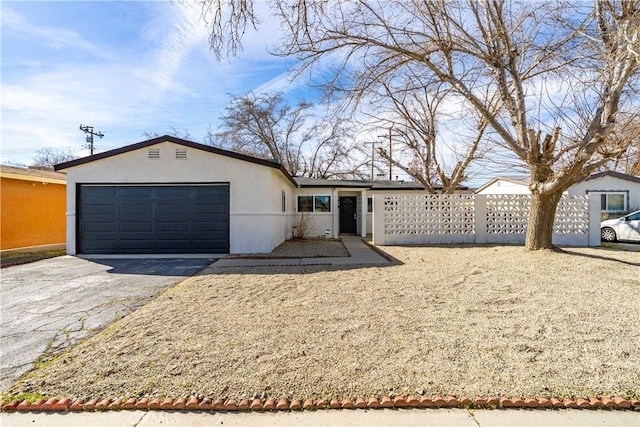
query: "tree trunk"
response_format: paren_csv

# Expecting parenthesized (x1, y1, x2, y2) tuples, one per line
(525, 191, 563, 250)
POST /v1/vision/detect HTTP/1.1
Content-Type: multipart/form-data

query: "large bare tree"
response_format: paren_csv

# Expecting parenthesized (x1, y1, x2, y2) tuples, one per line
(211, 92, 362, 178)
(197, 0, 639, 249)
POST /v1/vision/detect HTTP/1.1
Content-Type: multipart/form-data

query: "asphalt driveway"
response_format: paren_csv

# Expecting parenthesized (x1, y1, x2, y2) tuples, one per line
(0, 256, 212, 391)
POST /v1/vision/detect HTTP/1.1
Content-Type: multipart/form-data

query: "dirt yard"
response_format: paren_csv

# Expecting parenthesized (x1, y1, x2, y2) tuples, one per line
(7, 245, 639, 402)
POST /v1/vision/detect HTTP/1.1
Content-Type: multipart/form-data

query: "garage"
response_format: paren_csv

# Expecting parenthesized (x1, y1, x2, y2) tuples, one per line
(78, 184, 229, 254)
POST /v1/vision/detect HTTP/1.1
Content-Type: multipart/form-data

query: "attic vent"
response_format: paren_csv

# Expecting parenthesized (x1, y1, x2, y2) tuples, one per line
(148, 148, 160, 159)
(176, 148, 187, 159)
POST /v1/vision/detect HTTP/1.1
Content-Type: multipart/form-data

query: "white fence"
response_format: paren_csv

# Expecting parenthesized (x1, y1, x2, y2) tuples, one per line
(373, 194, 601, 246)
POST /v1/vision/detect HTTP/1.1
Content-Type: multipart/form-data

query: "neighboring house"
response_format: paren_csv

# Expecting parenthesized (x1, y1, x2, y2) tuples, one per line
(476, 171, 640, 213)
(1, 165, 67, 250)
(569, 171, 640, 213)
(474, 176, 530, 195)
(55, 136, 437, 255)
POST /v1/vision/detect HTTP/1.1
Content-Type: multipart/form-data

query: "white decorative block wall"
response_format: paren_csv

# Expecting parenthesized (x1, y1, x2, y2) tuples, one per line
(383, 194, 475, 235)
(375, 193, 593, 246)
(486, 195, 530, 235)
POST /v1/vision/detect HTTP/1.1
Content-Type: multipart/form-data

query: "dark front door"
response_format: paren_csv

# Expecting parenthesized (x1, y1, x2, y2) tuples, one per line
(339, 196, 357, 234)
(78, 184, 230, 254)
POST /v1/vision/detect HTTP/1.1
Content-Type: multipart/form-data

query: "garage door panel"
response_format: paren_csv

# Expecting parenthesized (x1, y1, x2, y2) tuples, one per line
(118, 187, 153, 196)
(119, 222, 153, 232)
(119, 239, 155, 249)
(82, 214, 117, 224)
(156, 240, 191, 249)
(156, 205, 191, 215)
(82, 232, 118, 241)
(82, 240, 117, 251)
(119, 204, 153, 215)
(82, 205, 116, 215)
(83, 223, 117, 232)
(193, 204, 228, 214)
(156, 223, 190, 232)
(191, 239, 228, 249)
(193, 222, 228, 232)
(79, 184, 229, 254)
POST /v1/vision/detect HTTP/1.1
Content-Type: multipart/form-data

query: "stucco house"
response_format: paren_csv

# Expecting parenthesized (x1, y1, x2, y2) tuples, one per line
(55, 135, 434, 255)
(1, 165, 67, 250)
(476, 171, 640, 213)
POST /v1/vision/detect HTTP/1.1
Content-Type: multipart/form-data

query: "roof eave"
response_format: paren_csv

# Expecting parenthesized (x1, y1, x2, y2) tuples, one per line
(54, 135, 299, 187)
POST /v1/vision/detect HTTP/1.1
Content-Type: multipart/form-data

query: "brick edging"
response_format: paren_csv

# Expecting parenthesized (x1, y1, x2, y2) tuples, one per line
(1, 395, 639, 412)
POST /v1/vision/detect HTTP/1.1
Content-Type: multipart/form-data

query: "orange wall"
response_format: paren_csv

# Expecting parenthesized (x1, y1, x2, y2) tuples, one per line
(1, 177, 66, 250)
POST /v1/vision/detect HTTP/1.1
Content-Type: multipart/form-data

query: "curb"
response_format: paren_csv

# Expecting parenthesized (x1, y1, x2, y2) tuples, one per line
(2, 395, 639, 412)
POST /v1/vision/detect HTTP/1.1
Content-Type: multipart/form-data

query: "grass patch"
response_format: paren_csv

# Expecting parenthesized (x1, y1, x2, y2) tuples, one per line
(0, 249, 66, 268)
(0, 392, 48, 403)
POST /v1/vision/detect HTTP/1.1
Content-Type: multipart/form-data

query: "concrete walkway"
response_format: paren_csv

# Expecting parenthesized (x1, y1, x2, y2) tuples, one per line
(1, 408, 638, 426)
(213, 236, 389, 267)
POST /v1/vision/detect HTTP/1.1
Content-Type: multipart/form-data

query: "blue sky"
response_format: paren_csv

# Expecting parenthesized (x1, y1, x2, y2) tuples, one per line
(1, 1, 309, 165)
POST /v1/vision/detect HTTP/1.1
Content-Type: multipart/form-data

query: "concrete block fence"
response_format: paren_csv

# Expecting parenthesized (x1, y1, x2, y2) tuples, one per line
(373, 194, 601, 247)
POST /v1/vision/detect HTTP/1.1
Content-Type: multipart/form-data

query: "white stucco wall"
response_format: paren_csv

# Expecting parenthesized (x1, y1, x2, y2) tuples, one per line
(61, 141, 296, 254)
(568, 175, 640, 211)
(292, 188, 336, 238)
(292, 188, 371, 238)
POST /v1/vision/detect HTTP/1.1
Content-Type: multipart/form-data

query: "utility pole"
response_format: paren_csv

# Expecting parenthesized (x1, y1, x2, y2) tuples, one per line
(378, 127, 401, 180)
(79, 124, 104, 155)
(364, 141, 382, 180)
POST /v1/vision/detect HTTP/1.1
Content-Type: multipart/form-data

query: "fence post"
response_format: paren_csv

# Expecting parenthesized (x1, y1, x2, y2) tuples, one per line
(372, 193, 386, 245)
(588, 194, 601, 246)
(475, 195, 487, 244)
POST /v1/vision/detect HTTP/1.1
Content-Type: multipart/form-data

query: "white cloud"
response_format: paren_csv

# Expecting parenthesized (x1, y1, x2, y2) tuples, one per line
(0, 1, 308, 165)
(1, 7, 116, 61)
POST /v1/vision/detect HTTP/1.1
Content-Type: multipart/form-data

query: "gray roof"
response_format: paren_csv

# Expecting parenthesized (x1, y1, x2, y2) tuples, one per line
(293, 177, 468, 190)
(581, 170, 640, 184)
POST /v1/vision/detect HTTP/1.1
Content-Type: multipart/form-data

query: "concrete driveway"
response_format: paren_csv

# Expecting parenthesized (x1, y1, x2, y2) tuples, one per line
(0, 256, 212, 391)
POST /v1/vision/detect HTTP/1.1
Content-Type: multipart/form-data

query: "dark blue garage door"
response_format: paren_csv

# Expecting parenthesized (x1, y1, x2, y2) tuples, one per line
(78, 184, 229, 254)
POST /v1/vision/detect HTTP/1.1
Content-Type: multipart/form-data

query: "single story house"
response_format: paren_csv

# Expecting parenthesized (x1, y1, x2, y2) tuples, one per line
(1, 165, 67, 251)
(475, 171, 640, 213)
(55, 135, 437, 255)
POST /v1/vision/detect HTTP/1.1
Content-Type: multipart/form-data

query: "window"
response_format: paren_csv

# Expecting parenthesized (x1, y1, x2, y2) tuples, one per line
(601, 193, 626, 212)
(297, 195, 331, 213)
(298, 196, 313, 212)
(314, 195, 331, 212)
(282, 191, 286, 212)
(367, 197, 373, 213)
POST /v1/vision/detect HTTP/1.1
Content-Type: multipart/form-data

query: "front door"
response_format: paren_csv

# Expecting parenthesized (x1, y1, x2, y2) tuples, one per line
(339, 196, 357, 234)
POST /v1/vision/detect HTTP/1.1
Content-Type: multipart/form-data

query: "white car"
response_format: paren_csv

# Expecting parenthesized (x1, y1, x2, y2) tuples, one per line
(600, 210, 640, 242)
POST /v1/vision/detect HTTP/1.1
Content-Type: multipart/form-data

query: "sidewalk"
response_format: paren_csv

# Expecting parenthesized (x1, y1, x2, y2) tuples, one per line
(1, 408, 638, 426)
(213, 236, 389, 267)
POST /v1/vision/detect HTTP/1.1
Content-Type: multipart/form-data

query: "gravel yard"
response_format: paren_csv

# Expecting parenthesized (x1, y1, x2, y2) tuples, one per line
(7, 245, 640, 401)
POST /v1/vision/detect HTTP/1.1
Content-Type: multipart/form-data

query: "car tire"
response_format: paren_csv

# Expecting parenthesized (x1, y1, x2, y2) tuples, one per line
(601, 227, 617, 242)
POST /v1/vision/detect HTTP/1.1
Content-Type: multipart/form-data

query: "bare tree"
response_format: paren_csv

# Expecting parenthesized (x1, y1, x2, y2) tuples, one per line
(31, 147, 80, 169)
(142, 127, 193, 140)
(210, 92, 361, 178)
(363, 74, 494, 193)
(607, 113, 640, 175)
(197, 0, 639, 249)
